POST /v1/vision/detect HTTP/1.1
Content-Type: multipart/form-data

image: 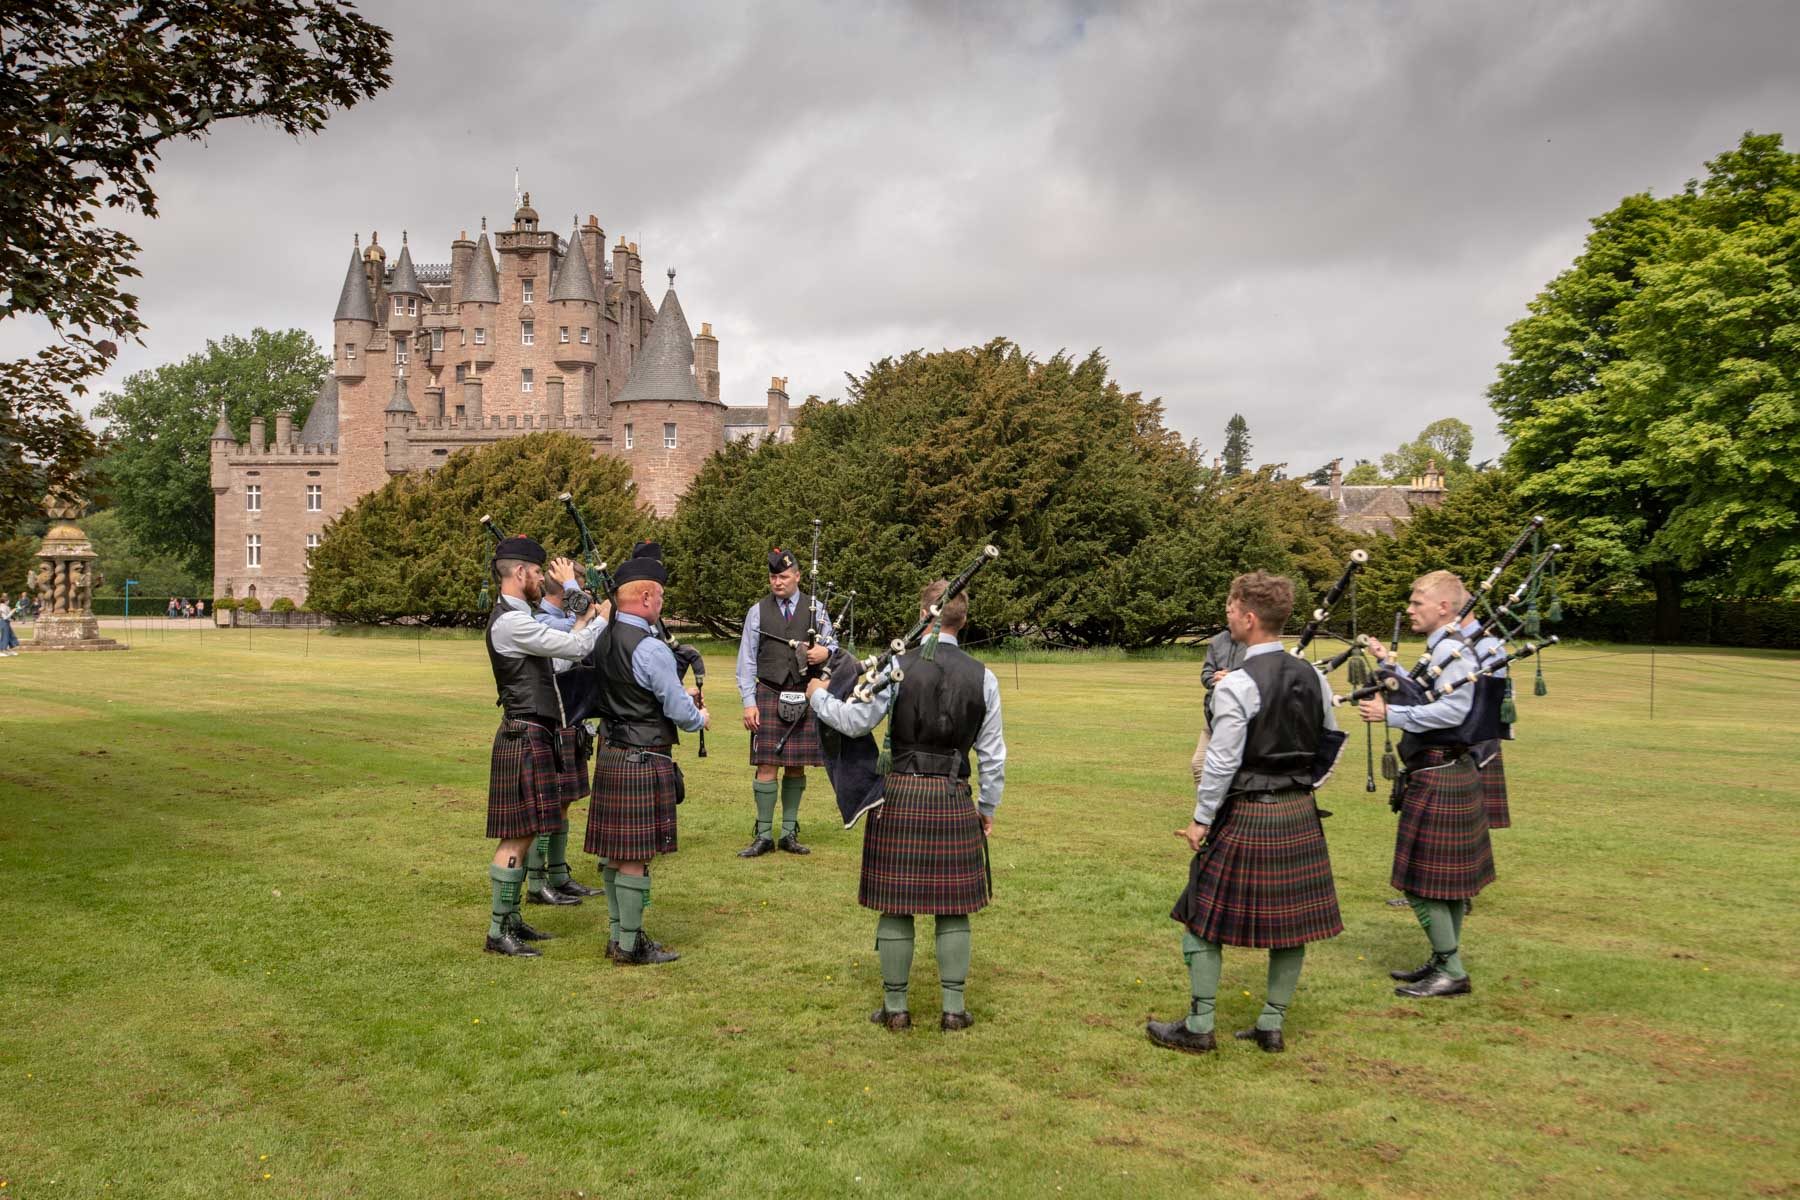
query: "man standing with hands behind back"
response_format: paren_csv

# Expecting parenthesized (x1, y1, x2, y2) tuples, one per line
(735, 548, 836, 858)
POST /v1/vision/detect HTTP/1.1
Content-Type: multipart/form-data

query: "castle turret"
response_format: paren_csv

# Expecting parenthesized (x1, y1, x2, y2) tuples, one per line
(462, 376, 484, 426)
(387, 232, 423, 327)
(384, 372, 415, 474)
(457, 224, 500, 381)
(612, 277, 725, 516)
(449, 230, 475, 306)
(362, 232, 388, 326)
(552, 220, 600, 410)
(333, 240, 374, 381)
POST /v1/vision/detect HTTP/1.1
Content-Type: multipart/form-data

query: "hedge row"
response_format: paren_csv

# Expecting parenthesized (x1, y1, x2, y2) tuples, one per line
(1554, 599, 1800, 648)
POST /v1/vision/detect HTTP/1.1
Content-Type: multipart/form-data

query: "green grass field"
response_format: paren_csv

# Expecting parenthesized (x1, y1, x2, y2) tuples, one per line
(1, 631, 1796, 1199)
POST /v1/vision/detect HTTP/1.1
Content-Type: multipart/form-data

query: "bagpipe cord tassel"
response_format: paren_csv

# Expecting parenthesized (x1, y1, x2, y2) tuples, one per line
(1534, 653, 1548, 697)
(1499, 675, 1518, 725)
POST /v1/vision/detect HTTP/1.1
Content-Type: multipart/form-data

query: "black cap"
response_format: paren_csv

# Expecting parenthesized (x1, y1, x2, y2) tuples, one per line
(494, 536, 546, 565)
(614, 556, 668, 587)
(768, 548, 797, 575)
(631, 540, 663, 561)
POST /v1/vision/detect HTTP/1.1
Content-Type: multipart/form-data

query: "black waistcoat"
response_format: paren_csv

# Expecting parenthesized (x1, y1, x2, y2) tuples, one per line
(888, 643, 987, 779)
(1232, 651, 1325, 793)
(486, 601, 564, 723)
(1398, 628, 1484, 762)
(596, 619, 678, 747)
(755, 592, 815, 688)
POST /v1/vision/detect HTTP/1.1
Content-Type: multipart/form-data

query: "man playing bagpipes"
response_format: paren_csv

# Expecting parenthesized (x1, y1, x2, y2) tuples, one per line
(806, 579, 1006, 1032)
(523, 557, 605, 910)
(735, 548, 838, 858)
(1148, 572, 1345, 1055)
(582, 556, 710, 965)
(1358, 569, 1496, 998)
(479, 537, 606, 957)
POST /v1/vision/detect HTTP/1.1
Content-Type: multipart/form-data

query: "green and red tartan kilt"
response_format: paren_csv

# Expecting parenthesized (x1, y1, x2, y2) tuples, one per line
(1392, 748, 1495, 900)
(583, 744, 679, 861)
(1477, 748, 1511, 829)
(554, 725, 593, 807)
(1172, 788, 1342, 949)
(750, 680, 826, 767)
(486, 720, 566, 840)
(859, 774, 989, 916)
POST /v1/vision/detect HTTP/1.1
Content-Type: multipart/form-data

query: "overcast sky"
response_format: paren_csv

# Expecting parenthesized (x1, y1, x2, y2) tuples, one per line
(19, 0, 1800, 472)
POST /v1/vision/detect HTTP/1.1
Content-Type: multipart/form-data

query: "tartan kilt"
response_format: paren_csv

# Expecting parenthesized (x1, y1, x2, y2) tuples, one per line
(554, 725, 593, 807)
(486, 720, 566, 840)
(583, 744, 679, 861)
(1478, 749, 1511, 829)
(1392, 748, 1495, 900)
(1172, 788, 1342, 949)
(750, 680, 826, 767)
(859, 774, 989, 916)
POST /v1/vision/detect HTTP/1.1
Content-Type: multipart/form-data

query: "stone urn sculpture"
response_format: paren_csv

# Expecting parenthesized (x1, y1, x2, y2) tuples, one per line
(20, 489, 125, 652)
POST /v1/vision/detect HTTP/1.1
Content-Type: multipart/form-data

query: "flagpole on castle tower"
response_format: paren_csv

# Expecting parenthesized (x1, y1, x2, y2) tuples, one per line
(513, 167, 521, 209)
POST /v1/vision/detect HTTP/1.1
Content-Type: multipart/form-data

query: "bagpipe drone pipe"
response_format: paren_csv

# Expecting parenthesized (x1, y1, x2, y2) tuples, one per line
(818, 542, 1002, 828)
(1292, 548, 1376, 791)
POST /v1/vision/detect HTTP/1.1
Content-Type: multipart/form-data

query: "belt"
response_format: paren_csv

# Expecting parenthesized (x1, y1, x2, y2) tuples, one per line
(502, 715, 557, 732)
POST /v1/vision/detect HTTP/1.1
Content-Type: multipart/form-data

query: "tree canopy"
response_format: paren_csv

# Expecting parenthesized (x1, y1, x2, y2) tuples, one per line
(94, 328, 327, 578)
(1492, 131, 1800, 636)
(0, 0, 391, 527)
(1222, 413, 1252, 477)
(1380, 417, 1476, 488)
(663, 340, 1318, 647)
(306, 433, 652, 626)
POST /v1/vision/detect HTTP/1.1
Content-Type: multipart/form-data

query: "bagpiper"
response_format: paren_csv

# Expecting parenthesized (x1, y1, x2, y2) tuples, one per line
(523, 559, 602, 909)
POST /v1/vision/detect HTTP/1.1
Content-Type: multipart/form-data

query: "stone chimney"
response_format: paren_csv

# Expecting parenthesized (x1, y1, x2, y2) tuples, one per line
(424, 385, 445, 422)
(1328, 457, 1343, 504)
(450, 230, 474, 303)
(580, 216, 604, 287)
(766, 375, 789, 439)
(1408, 459, 1448, 509)
(626, 241, 642, 294)
(248, 414, 266, 454)
(612, 238, 630, 296)
(546, 374, 565, 419)
(274, 409, 293, 451)
(694, 322, 720, 403)
(462, 376, 484, 426)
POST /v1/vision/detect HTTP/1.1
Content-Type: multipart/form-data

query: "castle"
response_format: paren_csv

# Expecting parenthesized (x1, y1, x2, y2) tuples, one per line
(210, 195, 793, 608)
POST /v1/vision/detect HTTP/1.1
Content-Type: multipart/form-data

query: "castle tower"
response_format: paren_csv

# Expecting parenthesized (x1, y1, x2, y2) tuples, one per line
(456, 222, 501, 425)
(386, 232, 423, 364)
(334, 237, 390, 497)
(612, 274, 725, 516)
(550, 218, 601, 418)
(384, 371, 415, 475)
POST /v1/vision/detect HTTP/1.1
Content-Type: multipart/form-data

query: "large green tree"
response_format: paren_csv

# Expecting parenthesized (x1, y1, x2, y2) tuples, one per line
(306, 433, 651, 626)
(665, 340, 1298, 647)
(94, 328, 327, 577)
(1492, 132, 1800, 637)
(0, 0, 391, 527)
(1380, 417, 1477, 488)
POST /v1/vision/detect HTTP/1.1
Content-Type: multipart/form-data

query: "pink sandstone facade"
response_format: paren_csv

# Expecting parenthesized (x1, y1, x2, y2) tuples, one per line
(210, 196, 795, 607)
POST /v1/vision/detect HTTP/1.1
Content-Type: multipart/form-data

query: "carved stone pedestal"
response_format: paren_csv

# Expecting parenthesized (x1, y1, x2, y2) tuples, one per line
(18, 492, 125, 653)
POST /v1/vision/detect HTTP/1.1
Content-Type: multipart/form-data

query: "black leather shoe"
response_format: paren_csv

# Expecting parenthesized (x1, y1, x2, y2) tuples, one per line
(777, 832, 811, 855)
(1389, 959, 1439, 983)
(1145, 1019, 1216, 1054)
(527, 884, 581, 906)
(555, 878, 600, 898)
(869, 1008, 912, 1031)
(614, 937, 679, 965)
(1234, 1026, 1285, 1053)
(484, 931, 541, 957)
(737, 835, 775, 858)
(606, 939, 621, 961)
(1395, 970, 1472, 998)
(940, 1011, 974, 1032)
(508, 914, 555, 941)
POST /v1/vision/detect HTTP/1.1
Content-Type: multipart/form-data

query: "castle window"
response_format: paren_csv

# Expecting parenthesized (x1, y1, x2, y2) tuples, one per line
(394, 296, 405, 316)
(522, 278, 534, 304)
(475, 328, 486, 346)
(664, 422, 677, 449)
(408, 297, 418, 316)
(306, 484, 322, 512)
(345, 343, 356, 360)
(246, 533, 261, 568)
(559, 326, 570, 344)
(306, 532, 320, 563)
(460, 329, 467, 347)
(431, 330, 444, 352)
(521, 368, 534, 394)
(521, 321, 534, 346)
(455, 365, 466, 384)
(580, 327, 591, 344)
(624, 423, 633, 450)
(394, 337, 408, 365)
(245, 484, 261, 512)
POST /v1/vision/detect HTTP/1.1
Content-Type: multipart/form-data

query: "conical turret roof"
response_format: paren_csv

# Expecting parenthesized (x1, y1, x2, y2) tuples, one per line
(385, 373, 415, 414)
(334, 245, 374, 322)
(615, 287, 714, 406)
(457, 232, 500, 304)
(388, 238, 422, 295)
(298, 379, 338, 444)
(210, 404, 235, 441)
(549, 229, 598, 303)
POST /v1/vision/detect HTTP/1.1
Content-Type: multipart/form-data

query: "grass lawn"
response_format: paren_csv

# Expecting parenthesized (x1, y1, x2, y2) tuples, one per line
(1, 631, 1796, 1199)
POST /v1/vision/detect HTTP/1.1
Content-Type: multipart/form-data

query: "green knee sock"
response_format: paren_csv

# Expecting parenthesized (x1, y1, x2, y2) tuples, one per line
(1181, 930, 1222, 1034)
(935, 914, 971, 1014)
(488, 864, 526, 939)
(780, 775, 805, 836)
(1449, 896, 1466, 945)
(752, 781, 778, 837)
(615, 872, 651, 952)
(875, 913, 915, 1013)
(603, 866, 621, 944)
(546, 830, 571, 887)
(1406, 892, 1467, 979)
(1259, 946, 1306, 1030)
(526, 836, 549, 890)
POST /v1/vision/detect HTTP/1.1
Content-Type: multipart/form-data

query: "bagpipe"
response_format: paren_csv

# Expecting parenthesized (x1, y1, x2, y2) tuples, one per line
(817, 541, 1002, 828)
(1290, 548, 1375, 791)
(1293, 549, 1368, 657)
(557, 492, 614, 612)
(770, 520, 835, 755)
